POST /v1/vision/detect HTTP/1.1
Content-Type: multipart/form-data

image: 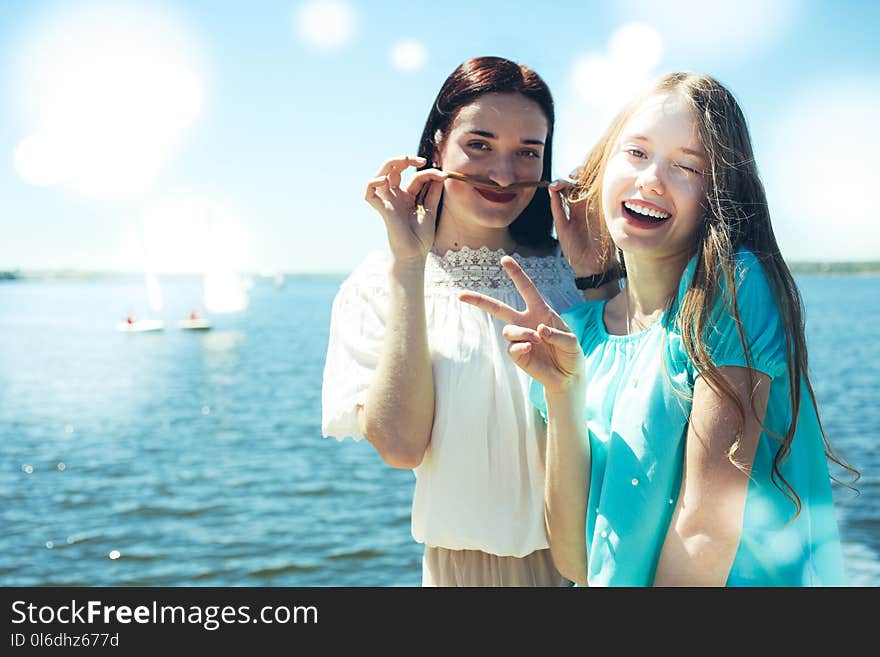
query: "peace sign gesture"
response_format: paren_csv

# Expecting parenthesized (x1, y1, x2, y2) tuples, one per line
(459, 257, 585, 394)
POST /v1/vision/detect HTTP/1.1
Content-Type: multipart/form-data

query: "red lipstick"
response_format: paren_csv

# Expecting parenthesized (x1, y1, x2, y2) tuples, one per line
(476, 188, 517, 203)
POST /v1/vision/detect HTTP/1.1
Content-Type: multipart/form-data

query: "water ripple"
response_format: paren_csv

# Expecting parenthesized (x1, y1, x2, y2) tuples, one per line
(250, 563, 323, 577)
(0, 276, 876, 586)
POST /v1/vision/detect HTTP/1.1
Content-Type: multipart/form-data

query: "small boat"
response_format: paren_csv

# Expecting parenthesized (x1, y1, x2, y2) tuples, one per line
(175, 318, 212, 330)
(117, 319, 165, 333)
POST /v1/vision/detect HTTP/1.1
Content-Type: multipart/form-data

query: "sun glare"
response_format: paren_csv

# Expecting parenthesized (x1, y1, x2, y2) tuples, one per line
(13, 132, 65, 186)
(391, 40, 427, 72)
(12, 1, 205, 200)
(296, 0, 356, 49)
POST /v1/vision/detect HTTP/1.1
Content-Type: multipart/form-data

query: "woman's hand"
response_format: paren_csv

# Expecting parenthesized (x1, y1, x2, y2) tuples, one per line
(548, 176, 612, 277)
(364, 155, 447, 263)
(459, 257, 584, 393)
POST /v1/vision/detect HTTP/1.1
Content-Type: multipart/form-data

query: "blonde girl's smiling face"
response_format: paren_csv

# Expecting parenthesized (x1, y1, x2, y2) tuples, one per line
(601, 92, 708, 260)
(434, 92, 548, 230)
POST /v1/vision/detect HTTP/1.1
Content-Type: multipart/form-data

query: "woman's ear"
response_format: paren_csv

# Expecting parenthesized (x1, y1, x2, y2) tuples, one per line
(432, 129, 444, 168)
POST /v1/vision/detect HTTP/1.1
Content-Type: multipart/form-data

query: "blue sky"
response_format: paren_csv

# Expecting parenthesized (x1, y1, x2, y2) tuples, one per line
(1, 0, 878, 274)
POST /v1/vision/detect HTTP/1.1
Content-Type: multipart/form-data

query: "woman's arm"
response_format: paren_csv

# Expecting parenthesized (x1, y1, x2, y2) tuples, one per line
(544, 379, 591, 586)
(357, 258, 434, 469)
(548, 179, 619, 303)
(357, 156, 446, 469)
(459, 256, 591, 583)
(654, 366, 770, 586)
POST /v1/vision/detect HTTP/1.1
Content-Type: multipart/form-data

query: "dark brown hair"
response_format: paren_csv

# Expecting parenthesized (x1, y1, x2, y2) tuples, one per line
(417, 56, 556, 249)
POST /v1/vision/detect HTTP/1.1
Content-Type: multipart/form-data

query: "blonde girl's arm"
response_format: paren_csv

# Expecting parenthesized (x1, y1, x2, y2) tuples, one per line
(653, 366, 770, 586)
(544, 379, 591, 586)
(459, 257, 591, 584)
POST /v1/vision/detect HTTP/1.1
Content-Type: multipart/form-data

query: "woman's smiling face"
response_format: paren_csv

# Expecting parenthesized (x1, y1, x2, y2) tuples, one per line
(601, 92, 708, 260)
(435, 92, 548, 230)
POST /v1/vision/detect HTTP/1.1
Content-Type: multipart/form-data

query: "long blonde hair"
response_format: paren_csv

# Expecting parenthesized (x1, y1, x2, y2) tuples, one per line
(572, 72, 859, 517)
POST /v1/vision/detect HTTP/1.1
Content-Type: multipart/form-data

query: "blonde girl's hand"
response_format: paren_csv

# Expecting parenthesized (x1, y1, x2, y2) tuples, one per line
(364, 155, 447, 263)
(459, 257, 584, 393)
(548, 176, 612, 277)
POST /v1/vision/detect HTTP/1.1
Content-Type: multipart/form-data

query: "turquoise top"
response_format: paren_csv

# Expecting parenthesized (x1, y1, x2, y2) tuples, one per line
(532, 248, 846, 586)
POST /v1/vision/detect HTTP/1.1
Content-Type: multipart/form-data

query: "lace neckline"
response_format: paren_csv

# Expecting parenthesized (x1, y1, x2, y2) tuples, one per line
(429, 245, 555, 264)
(425, 245, 570, 292)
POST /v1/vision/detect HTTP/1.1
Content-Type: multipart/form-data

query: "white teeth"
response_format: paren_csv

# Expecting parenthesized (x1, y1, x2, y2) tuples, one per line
(624, 201, 670, 219)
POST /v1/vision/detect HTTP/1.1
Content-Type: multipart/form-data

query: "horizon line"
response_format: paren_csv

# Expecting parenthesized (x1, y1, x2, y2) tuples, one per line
(3, 260, 880, 280)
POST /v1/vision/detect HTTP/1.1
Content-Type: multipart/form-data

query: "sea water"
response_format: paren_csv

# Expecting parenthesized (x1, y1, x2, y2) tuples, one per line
(0, 274, 876, 586)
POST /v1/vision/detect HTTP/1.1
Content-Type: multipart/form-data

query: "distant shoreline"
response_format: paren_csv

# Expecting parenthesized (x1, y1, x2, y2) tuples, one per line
(786, 262, 880, 275)
(3, 262, 880, 281)
(0, 271, 347, 282)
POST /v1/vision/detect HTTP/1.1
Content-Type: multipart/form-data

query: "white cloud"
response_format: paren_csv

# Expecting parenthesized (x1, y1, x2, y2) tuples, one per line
(616, 0, 799, 59)
(11, 1, 204, 201)
(295, 0, 355, 49)
(556, 23, 664, 176)
(391, 40, 427, 72)
(607, 23, 664, 76)
(760, 81, 880, 261)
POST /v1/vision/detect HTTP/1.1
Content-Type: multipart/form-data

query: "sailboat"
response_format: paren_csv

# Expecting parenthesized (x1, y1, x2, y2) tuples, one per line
(201, 266, 250, 316)
(118, 271, 165, 332)
(176, 309, 212, 330)
(174, 264, 250, 329)
(117, 317, 165, 332)
(166, 206, 251, 329)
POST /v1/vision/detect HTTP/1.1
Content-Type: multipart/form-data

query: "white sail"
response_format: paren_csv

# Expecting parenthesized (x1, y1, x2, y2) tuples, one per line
(198, 204, 251, 314)
(145, 270, 163, 312)
(203, 269, 249, 314)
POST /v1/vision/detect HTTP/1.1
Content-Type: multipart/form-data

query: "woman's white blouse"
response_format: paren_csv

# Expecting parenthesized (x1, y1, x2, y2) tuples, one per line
(321, 246, 583, 557)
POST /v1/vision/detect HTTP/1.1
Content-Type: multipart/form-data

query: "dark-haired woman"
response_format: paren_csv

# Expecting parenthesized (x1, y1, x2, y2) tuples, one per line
(321, 57, 617, 586)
